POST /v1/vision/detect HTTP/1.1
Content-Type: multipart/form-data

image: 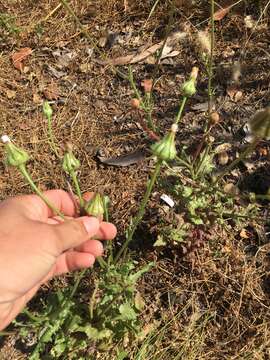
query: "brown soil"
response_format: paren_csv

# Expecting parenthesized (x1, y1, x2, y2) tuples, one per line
(1, 0, 270, 359)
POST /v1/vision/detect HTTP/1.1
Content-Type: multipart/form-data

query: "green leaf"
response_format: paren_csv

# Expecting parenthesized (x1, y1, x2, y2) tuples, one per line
(116, 350, 128, 360)
(50, 342, 66, 357)
(119, 303, 137, 321)
(153, 234, 167, 247)
(182, 186, 193, 197)
(128, 262, 154, 283)
(78, 325, 112, 340)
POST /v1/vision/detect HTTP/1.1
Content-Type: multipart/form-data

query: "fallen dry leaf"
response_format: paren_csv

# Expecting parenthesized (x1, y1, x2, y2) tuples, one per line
(11, 47, 32, 71)
(97, 31, 186, 66)
(213, 7, 230, 21)
(240, 228, 250, 239)
(227, 85, 243, 102)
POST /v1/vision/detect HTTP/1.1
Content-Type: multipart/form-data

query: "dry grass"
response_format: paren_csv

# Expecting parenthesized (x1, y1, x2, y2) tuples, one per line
(1, 0, 270, 359)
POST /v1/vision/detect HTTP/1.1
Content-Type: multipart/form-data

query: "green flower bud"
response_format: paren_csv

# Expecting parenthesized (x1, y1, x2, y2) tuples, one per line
(181, 78, 196, 97)
(249, 107, 270, 140)
(85, 193, 105, 218)
(62, 145, 80, 174)
(151, 124, 178, 161)
(43, 100, 53, 120)
(181, 67, 198, 98)
(1, 135, 29, 167)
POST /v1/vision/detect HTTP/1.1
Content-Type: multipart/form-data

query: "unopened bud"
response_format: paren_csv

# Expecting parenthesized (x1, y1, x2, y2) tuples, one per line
(181, 67, 198, 98)
(62, 145, 80, 174)
(181, 78, 196, 97)
(43, 100, 53, 120)
(210, 112, 220, 125)
(130, 98, 141, 109)
(151, 127, 177, 161)
(249, 107, 270, 140)
(1, 136, 29, 167)
(85, 193, 105, 218)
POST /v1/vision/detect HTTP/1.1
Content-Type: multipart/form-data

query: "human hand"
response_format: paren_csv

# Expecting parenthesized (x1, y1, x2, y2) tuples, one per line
(0, 189, 117, 330)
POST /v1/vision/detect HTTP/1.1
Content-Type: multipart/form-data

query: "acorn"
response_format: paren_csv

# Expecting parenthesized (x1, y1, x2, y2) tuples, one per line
(249, 107, 270, 140)
(62, 144, 80, 174)
(43, 100, 53, 120)
(151, 124, 178, 161)
(85, 193, 105, 218)
(1, 135, 29, 167)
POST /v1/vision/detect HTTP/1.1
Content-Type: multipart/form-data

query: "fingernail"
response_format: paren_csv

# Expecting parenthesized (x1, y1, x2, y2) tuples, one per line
(81, 216, 99, 235)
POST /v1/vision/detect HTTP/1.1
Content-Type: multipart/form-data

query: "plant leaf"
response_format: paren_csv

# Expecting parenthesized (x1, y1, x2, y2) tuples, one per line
(119, 303, 137, 320)
(213, 7, 230, 21)
(11, 47, 32, 71)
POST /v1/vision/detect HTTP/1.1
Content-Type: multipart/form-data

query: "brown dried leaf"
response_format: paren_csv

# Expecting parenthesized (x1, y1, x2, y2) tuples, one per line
(240, 228, 250, 239)
(97, 31, 186, 66)
(213, 7, 230, 21)
(11, 47, 32, 71)
(226, 85, 243, 102)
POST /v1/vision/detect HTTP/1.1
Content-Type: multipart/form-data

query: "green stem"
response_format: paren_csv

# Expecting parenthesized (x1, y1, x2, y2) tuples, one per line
(175, 97, 187, 124)
(208, 0, 215, 116)
(213, 138, 259, 185)
(114, 160, 163, 263)
(128, 66, 143, 103)
(70, 170, 84, 208)
(70, 269, 87, 298)
(18, 165, 65, 220)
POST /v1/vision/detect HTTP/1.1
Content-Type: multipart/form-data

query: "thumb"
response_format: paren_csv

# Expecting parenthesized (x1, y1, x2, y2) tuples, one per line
(53, 216, 100, 253)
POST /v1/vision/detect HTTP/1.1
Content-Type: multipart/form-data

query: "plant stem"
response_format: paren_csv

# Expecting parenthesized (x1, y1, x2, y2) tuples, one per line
(70, 170, 84, 208)
(175, 97, 187, 124)
(70, 269, 87, 298)
(18, 164, 65, 220)
(128, 66, 143, 103)
(114, 160, 163, 263)
(208, 0, 215, 116)
(213, 138, 259, 185)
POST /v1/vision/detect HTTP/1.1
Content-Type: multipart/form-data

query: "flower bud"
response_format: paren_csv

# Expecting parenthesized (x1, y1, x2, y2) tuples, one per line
(43, 100, 53, 120)
(85, 193, 105, 218)
(210, 111, 220, 125)
(249, 107, 270, 140)
(130, 98, 141, 109)
(181, 67, 198, 98)
(1, 135, 29, 167)
(151, 124, 178, 161)
(62, 144, 80, 174)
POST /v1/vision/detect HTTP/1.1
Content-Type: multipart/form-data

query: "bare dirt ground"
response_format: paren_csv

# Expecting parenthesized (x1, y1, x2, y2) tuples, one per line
(1, 0, 270, 359)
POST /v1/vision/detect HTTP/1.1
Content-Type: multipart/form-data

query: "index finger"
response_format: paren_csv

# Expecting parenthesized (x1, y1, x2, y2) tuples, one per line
(14, 189, 78, 221)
